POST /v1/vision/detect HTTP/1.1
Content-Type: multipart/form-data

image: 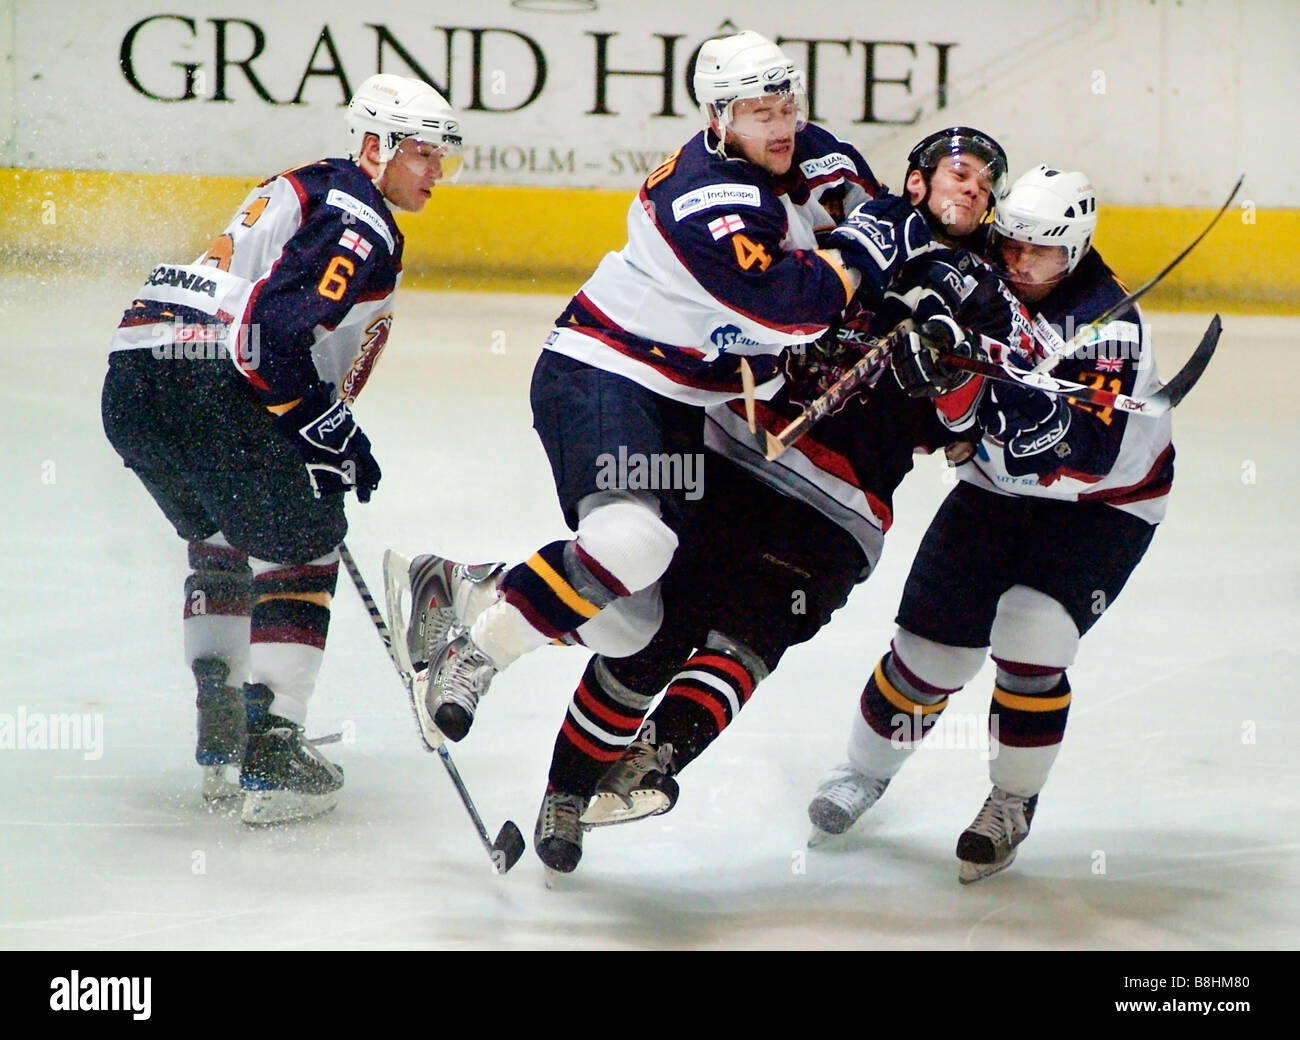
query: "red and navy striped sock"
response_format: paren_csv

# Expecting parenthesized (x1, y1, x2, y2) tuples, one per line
(548, 656, 654, 797)
(645, 648, 758, 771)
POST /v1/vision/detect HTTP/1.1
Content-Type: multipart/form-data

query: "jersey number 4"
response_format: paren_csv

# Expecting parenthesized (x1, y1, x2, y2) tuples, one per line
(732, 234, 772, 272)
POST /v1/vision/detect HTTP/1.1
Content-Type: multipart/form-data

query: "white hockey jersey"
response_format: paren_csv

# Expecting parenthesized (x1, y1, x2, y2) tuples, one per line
(110, 158, 403, 408)
(544, 124, 882, 406)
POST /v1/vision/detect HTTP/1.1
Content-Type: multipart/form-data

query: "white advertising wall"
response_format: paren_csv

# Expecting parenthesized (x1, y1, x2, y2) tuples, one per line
(3, 0, 1297, 207)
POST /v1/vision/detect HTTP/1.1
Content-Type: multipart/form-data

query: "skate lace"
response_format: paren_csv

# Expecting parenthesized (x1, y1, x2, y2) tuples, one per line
(423, 614, 456, 660)
(621, 740, 671, 776)
(967, 788, 1026, 840)
(599, 741, 673, 801)
(820, 766, 887, 810)
(437, 636, 492, 711)
(423, 612, 457, 660)
(266, 725, 344, 784)
(542, 794, 584, 842)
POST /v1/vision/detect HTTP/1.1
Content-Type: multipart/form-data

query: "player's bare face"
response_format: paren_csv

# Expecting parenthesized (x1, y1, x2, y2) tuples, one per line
(378, 139, 445, 212)
(913, 154, 994, 238)
(996, 238, 1069, 303)
(725, 94, 799, 175)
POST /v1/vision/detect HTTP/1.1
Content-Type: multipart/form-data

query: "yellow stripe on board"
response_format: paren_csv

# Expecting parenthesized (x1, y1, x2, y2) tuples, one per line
(2, 168, 1296, 309)
(1091, 204, 1299, 313)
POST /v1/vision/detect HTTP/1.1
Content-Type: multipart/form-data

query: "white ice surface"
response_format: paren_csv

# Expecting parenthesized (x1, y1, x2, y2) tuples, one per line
(1, 272, 1297, 950)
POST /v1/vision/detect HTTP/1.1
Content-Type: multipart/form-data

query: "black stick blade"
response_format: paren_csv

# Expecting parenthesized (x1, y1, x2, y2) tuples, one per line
(492, 821, 526, 874)
(1161, 313, 1222, 409)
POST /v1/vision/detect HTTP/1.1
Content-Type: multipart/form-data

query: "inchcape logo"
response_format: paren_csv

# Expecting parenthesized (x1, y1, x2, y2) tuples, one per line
(147, 264, 218, 297)
(50, 971, 151, 1020)
(671, 183, 763, 221)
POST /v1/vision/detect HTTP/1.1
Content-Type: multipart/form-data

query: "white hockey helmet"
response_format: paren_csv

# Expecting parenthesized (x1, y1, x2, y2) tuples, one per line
(693, 31, 807, 147)
(346, 73, 465, 183)
(992, 164, 1097, 274)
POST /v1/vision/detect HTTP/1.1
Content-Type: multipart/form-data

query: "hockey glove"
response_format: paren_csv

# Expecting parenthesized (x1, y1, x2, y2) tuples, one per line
(891, 316, 975, 398)
(977, 358, 1066, 439)
(272, 382, 382, 501)
(782, 299, 887, 408)
(827, 198, 937, 299)
(885, 255, 975, 325)
(980, 378, 1073, 471)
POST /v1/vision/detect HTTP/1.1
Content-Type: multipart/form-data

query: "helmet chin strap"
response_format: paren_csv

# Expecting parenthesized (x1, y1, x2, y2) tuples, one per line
(371, 163, 412, 212)
(357, 137, 399, 208)
(703, 117, 729, 160)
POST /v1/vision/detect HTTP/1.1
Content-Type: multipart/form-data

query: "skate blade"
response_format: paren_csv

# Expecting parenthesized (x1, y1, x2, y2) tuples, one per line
(580, 789, 671, 828)
(201, 764, 243, 803)
(388, 548, 451, 752)
(382, 549, 417, 679)
(807, 825, 840, 848)
(958, 848, 1018, 885)
(241, 789, 339, 826)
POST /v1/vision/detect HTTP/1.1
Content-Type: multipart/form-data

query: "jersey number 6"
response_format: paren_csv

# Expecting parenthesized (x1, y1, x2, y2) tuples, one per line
(318, 255, 355, 301)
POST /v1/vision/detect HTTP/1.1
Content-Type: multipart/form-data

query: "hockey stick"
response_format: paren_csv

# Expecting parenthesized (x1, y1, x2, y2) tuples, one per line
(942, 313, 1222, 416)
(762, 314, 1221, 460)
(739, 357, 758, 434)
(761, 174, 1240, 462)
(759, 323, 910, 460)
(1028, 175, 1243, 375)
(338, 541, 526, 875)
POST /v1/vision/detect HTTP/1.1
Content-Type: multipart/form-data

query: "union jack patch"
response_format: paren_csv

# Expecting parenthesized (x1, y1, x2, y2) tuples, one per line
(338, 229, 373, 260)
(1095, 355, 1125, 372)
(708, 214, 745, 240)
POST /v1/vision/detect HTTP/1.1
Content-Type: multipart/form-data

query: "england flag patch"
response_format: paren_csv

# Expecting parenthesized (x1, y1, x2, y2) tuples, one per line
(338, 229, 373, 260)
(707, 214, 745, 240)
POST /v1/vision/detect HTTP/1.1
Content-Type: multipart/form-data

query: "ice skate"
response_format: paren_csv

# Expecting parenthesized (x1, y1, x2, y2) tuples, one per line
(193, 657, 246, 802)
(383, 549, 505, 675)
(239, 685, 343, 825)
(580, 739, 678, 828)
(956, 786, 1037, 884)
(535, 788, 589, 882)
(425, 629, 497, 742)
(807, 763, 890, 846)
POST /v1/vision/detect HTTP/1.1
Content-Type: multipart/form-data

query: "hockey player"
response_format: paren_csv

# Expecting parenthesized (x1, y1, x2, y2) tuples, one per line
(808, 165, 1173, 883)
(391, 30, 908, 750)
(393, 127, 1016, 872)
(526, 129, 1019, 872)
(101, 74, 464, 825)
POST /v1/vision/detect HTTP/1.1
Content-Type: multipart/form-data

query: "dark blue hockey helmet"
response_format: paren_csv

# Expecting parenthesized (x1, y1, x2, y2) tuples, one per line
(906, 126, 1008, 211)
